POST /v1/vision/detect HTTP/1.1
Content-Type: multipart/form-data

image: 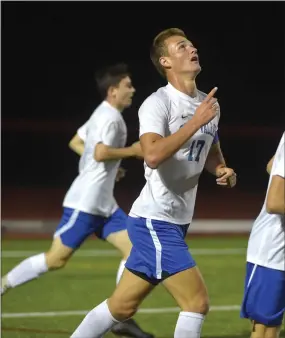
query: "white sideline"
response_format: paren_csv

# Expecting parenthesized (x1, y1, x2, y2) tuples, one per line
(2, 305, 240, 318)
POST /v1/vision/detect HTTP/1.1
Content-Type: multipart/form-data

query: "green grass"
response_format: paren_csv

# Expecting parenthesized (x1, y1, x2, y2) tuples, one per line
(1, 238, 284, 337)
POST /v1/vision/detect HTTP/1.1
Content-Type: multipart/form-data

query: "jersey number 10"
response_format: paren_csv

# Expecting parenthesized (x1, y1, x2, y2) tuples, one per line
(188, 140, 205, 162)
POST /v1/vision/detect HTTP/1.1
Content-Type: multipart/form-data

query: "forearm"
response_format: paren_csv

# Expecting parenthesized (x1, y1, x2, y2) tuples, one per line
(143, 120, 200, 169)
(69, 143, 85, 156)
(205, 142, 226, 175)
(94, 145, 134, 162)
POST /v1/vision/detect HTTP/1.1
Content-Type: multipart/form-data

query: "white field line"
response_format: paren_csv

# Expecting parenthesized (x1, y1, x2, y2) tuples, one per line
(1, 248, 245, 258)
(2, 305, 240, 318)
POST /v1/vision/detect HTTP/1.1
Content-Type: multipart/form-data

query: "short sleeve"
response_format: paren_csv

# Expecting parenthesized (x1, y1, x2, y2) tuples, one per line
(100, 121, 120, 147)
(77, 121, 88, 142)
(212, 132, 219, 144)
(139, 94, 169, 138)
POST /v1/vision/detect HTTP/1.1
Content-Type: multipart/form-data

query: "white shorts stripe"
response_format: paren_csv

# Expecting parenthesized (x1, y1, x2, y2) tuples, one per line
(53, 210, 80, 239)
(146, 218, 162, 279)
(247, 264, 257, 287)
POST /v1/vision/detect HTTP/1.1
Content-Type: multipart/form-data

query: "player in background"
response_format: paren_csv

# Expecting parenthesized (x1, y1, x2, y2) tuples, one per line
(70, 28, 237, 338)
(241, 132, 285, 338)
(1, 63, 154, 338)
(69, 122, 126, 183)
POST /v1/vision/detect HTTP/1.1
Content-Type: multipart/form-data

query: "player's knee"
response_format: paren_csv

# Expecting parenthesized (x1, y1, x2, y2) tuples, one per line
(107, 296, 138, 321)
(45, 252, 68, 270)
(182, 295, 210, 315)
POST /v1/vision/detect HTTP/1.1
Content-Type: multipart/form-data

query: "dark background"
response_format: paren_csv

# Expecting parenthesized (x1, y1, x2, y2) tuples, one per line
(2, 1, 285, 217)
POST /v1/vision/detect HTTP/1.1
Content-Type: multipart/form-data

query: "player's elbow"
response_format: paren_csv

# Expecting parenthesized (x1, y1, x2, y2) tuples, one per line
(144, 153, 160, 169)
(68, 139, 76, 151)
(266, 198, 284, 215)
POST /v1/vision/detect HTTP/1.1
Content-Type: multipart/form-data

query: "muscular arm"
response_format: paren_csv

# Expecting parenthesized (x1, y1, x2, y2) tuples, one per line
(69, 133, 85, 156)
(266, 174, 285, 215)
(204, 142, 226, 176)
(141, 121, 200, 169)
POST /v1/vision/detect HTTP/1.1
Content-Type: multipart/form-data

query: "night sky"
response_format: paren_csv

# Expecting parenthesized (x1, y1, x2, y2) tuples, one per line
(2, 1, 285, 191)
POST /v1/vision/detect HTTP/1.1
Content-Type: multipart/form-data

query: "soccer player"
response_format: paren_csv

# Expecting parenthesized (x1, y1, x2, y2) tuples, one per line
(70, 28, 237, 338)
(1, 63, 154, 338)
(69, 121, 126, 183)
(241, 132, 285, 338)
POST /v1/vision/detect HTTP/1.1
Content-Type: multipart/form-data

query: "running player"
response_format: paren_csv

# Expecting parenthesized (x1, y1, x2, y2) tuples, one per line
(2, 63, 154, 338)
(70, 28, 237, 338)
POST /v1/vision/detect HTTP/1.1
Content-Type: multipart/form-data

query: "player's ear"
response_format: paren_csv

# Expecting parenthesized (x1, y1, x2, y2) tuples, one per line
(107, 86, 117, 98)
(159, 56, 171, 71)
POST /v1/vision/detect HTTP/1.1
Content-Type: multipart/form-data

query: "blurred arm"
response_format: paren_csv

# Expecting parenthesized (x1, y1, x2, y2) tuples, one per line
(69, 133, 85, 156)
(266, 156, 275, 174)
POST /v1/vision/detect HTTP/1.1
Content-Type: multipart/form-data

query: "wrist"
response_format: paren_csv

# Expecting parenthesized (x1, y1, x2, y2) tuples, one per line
(215, 164, 226, 176)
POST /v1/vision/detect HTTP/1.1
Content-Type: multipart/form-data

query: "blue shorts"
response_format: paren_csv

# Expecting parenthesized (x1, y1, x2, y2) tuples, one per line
(125, 216, 196, 284)
(53, 207, 127, 249)
(240, 262, 285, 326)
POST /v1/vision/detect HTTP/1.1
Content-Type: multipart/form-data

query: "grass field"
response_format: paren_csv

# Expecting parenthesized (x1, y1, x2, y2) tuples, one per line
(1, 237, 284, 338)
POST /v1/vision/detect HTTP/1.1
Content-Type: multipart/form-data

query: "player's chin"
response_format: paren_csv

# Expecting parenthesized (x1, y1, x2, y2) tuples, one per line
(125, 98, 133, 107)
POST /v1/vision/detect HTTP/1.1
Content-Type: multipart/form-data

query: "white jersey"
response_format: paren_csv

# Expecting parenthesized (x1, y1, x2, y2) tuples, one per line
(63, 101, 127, 217)
(247, 133, 285, 271)
(130, 83, 220, 224)
(77, 121, 89, 141)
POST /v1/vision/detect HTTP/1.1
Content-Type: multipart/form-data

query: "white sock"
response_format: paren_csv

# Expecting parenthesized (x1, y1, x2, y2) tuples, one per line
(174, 311, 205, 338)
(6, 253, 48, 288)
(116, 260, 126, 285)
(71, 299, 118, 338)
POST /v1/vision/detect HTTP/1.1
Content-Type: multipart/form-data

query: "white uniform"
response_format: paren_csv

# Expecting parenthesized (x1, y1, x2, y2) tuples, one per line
(63, 101, 127, 217)
(246, 133, 285, 271)
(130, 83, 220, 224)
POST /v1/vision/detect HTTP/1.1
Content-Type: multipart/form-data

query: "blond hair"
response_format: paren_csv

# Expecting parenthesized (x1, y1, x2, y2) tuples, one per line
(150, 28, 187, 77)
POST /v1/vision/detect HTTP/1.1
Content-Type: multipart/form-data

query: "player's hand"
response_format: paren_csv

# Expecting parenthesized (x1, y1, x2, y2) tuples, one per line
(131, 141, 144, 159)
(216, 167, 237, 188)
(192, 87, 219, 127)
(115, 167, 126, 182)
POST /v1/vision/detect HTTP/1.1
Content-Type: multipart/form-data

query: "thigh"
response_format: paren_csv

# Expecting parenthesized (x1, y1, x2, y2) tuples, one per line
(54, 208, 104, 249)
(99, 208, 128, 240)
(106, 230, 132, 257)
(46, 236, 74, 265)
(109, 268, 155, 311)
(162, 265, 209, 312)
(251, 321, 282, 338)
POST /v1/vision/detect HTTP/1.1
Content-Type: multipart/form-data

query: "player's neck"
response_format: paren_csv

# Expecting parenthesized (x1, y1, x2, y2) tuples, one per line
(168, 74, 197, 98)
(105, 98, 123, 113)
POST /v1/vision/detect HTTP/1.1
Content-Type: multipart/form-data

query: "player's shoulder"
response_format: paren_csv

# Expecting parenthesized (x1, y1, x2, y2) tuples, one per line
(140, 85, 171, 111)
(90, 102, 120, 124)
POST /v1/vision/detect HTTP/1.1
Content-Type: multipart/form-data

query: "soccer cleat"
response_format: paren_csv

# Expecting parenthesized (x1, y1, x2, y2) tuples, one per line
(111, 318, 155, 338)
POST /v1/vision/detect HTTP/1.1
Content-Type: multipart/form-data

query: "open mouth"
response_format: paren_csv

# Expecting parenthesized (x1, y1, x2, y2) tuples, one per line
(190, 56, 199, 62)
